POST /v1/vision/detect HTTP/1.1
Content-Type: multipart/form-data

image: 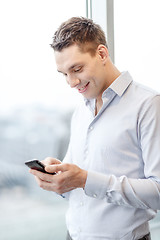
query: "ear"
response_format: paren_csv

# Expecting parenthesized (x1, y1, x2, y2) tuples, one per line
(97, 44, 109, 63)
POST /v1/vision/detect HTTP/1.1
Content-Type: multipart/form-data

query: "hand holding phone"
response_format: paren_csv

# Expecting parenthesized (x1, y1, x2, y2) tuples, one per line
(25, 159, 56, 175)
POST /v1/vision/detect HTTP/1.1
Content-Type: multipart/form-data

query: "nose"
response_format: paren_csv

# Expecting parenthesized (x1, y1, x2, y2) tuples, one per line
(67, 75, 80, 88)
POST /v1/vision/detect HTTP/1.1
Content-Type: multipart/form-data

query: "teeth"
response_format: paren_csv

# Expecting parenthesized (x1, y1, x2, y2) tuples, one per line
(80, 86, 85, 90)
(79, 83, 88, 90)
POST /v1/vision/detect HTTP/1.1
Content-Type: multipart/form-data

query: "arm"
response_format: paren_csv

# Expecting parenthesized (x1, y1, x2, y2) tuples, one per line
(85, 95, 160, 210)
(84, 171, 160, 210)
(30, 159, 160, 210)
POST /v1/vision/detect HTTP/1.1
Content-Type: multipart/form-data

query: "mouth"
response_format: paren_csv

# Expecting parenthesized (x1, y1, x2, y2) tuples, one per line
(78, 82, 90, 93)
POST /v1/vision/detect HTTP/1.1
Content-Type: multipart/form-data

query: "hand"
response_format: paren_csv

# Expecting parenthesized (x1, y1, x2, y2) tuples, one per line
(41, 157, 62, 166)
(29, 157, 87, 194)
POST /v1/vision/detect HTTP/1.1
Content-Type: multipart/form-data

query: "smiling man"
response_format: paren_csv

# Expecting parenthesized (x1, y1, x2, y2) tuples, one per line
(30, 17, 160, 240)
(55, 43, 120, 115)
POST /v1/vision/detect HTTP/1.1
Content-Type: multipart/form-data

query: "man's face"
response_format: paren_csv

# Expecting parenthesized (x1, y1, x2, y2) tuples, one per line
(55, 44, 109, 102)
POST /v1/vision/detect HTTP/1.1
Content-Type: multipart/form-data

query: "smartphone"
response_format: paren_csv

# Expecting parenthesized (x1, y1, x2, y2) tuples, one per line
(25, 159, 56, 175)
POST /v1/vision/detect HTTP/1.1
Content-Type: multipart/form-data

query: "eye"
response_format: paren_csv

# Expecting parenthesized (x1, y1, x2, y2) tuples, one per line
(74, 66, 82, 73)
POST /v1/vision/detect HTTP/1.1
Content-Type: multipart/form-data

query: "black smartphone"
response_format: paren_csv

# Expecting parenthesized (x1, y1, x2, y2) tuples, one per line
(25, 159, 55, 175)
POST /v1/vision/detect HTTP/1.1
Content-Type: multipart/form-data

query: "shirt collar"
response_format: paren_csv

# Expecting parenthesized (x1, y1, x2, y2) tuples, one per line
(108, 71, 133, 97)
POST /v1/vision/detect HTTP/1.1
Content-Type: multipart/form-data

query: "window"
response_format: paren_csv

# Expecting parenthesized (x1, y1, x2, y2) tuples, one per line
(0, 1, 86, 239)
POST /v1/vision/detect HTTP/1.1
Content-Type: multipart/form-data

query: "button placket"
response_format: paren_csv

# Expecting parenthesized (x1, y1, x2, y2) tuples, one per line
(83, 125, 92, 161)
(89, 125, 94, 131)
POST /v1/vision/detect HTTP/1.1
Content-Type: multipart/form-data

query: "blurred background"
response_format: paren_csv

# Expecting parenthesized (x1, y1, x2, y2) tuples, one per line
(0, 0, 160, 239)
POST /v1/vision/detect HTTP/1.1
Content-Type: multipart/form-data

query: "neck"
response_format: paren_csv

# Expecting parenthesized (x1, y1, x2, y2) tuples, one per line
(95, 99, 103, 116)
(105, 60, 121, 86)
(95, 62, 121, 115)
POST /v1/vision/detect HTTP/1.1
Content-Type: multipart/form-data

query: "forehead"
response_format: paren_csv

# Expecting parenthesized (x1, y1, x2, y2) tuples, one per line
(54, 44, 93, 72)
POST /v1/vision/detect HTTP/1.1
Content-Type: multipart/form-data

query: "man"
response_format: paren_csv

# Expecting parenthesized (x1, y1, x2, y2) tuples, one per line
(30, 17, 160, 240)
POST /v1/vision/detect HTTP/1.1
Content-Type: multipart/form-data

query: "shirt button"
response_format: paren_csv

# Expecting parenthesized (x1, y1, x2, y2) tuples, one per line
(106, 192, 112, 197)
(89, 126, 93, 131)
(80, 201, 84, 206)
(85, 150, 88, 155)
(93, 193, 97, 198)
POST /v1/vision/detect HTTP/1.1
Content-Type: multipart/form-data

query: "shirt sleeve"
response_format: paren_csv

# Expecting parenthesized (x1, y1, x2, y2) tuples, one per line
(84, 95, 160, 210)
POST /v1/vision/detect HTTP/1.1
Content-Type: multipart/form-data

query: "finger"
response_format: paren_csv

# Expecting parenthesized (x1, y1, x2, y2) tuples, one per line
(42, 157, 61, 165)
(34, 176, 57, 191)
(45, 163, 70, 173)
(29, 169, 55, 182)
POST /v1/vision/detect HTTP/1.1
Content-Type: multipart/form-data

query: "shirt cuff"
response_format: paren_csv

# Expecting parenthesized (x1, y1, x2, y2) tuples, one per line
(60, 191, 70, 200)
(84, 170, 111, 199)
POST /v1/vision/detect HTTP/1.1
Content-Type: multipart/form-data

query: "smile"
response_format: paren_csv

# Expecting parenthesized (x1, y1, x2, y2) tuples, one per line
(78, 82, 90, 93)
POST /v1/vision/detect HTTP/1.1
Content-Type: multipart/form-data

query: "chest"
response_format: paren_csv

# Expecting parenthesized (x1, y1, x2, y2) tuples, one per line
(70, 104, 143, 178)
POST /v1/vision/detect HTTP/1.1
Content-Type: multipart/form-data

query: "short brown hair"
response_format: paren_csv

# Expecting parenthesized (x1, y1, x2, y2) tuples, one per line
(51, 17, 108, 55)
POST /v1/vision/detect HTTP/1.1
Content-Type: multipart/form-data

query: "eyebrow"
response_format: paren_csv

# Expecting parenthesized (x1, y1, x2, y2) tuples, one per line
(69, 63, 82, 71)
(57, 69, 63, 73)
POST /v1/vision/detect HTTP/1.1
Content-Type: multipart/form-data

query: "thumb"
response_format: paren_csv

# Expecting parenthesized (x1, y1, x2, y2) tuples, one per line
(42, 157, 61, 165)
(45, 163, 69, 174)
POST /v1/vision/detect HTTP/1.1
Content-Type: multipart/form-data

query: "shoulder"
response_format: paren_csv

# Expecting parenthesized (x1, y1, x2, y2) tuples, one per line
(126, 81, 160, 109)
(131, 81, 159, 98)
(130, 82, 160, 123)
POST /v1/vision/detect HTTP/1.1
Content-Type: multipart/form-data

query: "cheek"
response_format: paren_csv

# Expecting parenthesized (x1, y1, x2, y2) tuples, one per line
(79, 65, 100, 85)
(79, 71, 93, 82)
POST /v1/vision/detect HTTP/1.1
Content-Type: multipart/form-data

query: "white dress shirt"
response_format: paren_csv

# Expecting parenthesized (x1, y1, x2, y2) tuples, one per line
(63, 71, 160, 240)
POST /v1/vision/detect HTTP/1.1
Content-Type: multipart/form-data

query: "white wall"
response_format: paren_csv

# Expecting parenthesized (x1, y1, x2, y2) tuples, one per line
(114, 0, 160, 91)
